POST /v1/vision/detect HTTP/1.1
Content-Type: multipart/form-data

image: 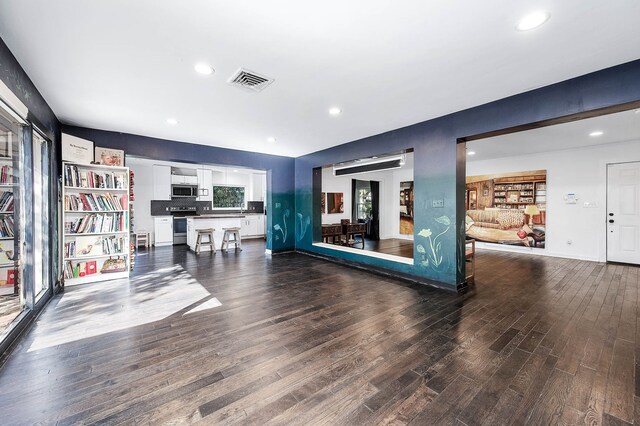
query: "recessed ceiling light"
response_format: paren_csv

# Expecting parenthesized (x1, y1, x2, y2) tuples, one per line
(166, 118, 178, 125)
(194, 63, 214, 75)
(267, 137, 276, 143)
(467, 151, 476, 156)
(329, 107, 342, 116)
(516, 11, 550, 31)
(589, 131, 604, 137)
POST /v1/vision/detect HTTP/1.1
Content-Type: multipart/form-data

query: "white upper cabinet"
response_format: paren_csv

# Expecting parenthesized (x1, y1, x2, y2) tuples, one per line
(197, 169, 213, 202)
(251, 173, 265, 201)
(171, 174, 198, 185)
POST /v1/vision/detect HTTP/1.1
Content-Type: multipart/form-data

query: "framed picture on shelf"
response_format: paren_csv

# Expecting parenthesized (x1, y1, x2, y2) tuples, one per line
(95, 147, 125, 167)
(62, 134, 94, 165)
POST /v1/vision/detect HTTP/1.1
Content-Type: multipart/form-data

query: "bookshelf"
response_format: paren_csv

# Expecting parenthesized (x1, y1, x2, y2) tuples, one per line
(62, 162, 130, 286)
(492, 179, 546, 210)
(0, 155, 16, 297)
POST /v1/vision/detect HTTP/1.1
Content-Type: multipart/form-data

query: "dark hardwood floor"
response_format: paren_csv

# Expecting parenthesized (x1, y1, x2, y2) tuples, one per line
(364, 238, 414, 259)
(0, 241, 638, 425)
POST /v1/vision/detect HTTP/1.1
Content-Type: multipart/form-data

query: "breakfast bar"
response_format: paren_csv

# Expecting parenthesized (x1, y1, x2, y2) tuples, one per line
(186, 215, 245, 252)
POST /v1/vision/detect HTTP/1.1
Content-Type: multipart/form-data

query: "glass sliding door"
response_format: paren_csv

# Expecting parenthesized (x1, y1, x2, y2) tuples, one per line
(0, 104, 24, 336)
(33, 131, 51, 302)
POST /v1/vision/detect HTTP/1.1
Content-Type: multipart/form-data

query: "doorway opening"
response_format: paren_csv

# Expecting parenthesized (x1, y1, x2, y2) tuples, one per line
(461, 107, 640, 272)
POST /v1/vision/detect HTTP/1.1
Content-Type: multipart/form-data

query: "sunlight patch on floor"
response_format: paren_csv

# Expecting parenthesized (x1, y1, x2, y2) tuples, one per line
(28, 265, 211, 352)
(183, 297, 222, 316)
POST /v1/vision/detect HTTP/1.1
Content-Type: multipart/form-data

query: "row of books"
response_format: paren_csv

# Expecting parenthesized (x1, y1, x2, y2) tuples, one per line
(64, 260, 97, 279)
(64, 235, 127, 258)
(64, 164, 126, 189)
(64, 212, 126, 234)
(0, 165, 12, 184)
(0, 192, 13, 212)
(64, 192, 125, 212)
(0, 216, 14, 238)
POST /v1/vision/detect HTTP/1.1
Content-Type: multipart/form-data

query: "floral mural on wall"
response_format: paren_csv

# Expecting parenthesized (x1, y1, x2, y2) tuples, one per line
(273, 208, 291, 243)
(416, 215, 451, 272)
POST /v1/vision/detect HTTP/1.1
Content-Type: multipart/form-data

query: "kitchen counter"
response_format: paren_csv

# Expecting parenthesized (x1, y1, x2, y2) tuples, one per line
(186, 213, 265, 251)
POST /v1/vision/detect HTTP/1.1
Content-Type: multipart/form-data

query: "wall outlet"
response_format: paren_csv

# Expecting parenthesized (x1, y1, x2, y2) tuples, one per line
(432, 199, 444, 208)
(275, 202, 281, 208)
(567, 239, 573, 245)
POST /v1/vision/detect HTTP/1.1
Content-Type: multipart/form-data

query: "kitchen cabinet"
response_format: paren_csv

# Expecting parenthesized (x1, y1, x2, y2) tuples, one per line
(251, 173, 265, 201)
(240, 214, 265, 238)
(196, 169, 213, 202)
(154, 216, 173, 246)
(152, 165, 171, 200)
(171, 174, 198, 185)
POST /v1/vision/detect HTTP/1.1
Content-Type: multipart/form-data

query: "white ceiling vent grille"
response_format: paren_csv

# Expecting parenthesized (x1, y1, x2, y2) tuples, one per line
(227, 68, 274, 92)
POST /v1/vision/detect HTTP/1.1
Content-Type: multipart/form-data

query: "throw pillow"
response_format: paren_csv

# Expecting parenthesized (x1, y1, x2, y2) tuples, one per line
(465, 215, 474, 231)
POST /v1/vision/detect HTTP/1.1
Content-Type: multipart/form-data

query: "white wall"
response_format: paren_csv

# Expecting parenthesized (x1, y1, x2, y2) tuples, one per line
(467, 139, 640, 262)
(129, 160, 155, 235)
(321, 156, 414, 240)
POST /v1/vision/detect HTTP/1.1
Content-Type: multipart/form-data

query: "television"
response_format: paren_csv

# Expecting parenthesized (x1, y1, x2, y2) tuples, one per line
(212, 185, 245, 208)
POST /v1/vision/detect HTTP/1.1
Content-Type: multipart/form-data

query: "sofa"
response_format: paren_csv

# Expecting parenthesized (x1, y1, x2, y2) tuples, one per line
(465, 209, 537, 246)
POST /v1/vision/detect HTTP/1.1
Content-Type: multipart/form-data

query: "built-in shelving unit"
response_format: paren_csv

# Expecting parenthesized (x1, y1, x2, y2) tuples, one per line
(493, 178, 546, 210)
(62, 162, 130, 286)
(0, 153, 17, 296)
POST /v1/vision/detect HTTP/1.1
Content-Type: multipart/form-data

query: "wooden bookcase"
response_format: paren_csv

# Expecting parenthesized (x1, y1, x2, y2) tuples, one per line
(492, 177, 546, 210)
(62, 162, 130, 286)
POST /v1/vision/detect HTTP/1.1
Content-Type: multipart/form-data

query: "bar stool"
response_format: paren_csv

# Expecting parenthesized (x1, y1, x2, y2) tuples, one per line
(221, 227, 242, 252)
(134, 231, 150, 248)
(195, 228, 216, 254)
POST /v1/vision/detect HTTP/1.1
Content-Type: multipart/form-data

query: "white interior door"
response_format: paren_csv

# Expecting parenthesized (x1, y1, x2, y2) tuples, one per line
(607, 162, 640, 264)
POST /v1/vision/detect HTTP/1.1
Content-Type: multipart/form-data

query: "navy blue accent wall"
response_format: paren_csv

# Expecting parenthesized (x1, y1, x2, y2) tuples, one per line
(0, 38, 60, 141)
(62, 125, 296, 253)
(295, 59, 640, 291)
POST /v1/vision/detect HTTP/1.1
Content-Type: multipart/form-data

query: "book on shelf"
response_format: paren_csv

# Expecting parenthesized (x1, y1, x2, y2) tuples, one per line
(64, 163, 126, 189)
(64, 212, 126, 234)
(0, 191, 14, 212)
(64, 192, 125, 211)
(0, 216, 14, 238)
(0, 165, 12, 184)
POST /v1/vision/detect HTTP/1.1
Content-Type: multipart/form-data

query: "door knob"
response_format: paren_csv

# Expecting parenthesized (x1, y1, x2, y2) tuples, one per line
(609, 219, 614, 223)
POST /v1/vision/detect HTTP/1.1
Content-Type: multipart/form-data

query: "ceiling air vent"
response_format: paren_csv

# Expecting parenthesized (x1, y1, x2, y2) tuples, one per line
(228, 68, 274, 92)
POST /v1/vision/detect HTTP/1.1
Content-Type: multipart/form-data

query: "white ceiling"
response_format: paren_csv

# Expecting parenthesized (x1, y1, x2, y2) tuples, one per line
(467, 108, 640, 161)
(1, 1, 639, 157)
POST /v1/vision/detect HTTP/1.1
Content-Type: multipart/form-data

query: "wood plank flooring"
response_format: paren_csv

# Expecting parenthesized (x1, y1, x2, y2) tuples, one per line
(365, 238, 414, 259)
(0, 242, 639, 425)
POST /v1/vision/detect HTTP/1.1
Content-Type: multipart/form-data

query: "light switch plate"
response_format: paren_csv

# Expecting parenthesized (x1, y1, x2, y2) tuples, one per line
(432, 199, 444, 208)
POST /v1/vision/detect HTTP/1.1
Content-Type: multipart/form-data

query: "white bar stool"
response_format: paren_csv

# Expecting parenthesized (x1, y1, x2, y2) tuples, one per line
(195, 228, 216, 254)
(221, 227, 242, 252)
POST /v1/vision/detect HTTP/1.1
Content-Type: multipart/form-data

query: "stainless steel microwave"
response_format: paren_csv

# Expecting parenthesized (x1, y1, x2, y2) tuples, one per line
(171, 184, 198, 198)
